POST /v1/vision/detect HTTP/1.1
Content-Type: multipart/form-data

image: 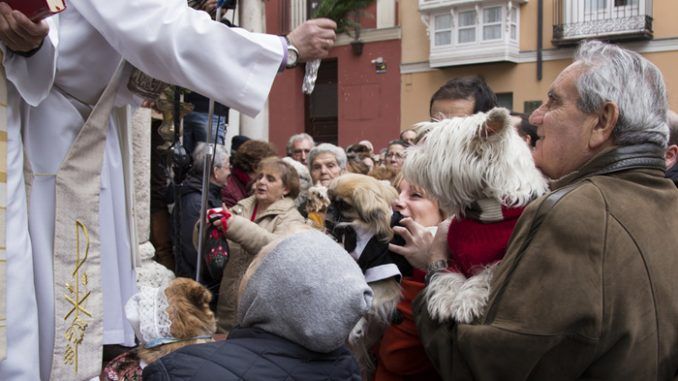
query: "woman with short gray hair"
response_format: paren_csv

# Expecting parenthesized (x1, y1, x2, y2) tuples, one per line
(307, 143, 347, 187)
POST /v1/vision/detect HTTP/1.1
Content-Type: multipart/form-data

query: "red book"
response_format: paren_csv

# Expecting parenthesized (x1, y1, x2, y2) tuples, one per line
(4, 0, 66, 22)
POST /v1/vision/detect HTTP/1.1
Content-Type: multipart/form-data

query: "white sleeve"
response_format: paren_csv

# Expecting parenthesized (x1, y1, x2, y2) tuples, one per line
(69, 0, 283, 117)
(1, 18, 58, 106)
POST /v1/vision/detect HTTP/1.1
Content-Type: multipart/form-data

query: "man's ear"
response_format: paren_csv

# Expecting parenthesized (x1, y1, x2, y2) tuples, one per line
(590, 101, 618, 149)
(665, 144, 678, 169)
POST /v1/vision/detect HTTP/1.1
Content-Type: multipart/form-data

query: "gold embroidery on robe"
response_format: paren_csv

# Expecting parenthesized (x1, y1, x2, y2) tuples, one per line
(63, 220, 92, 372)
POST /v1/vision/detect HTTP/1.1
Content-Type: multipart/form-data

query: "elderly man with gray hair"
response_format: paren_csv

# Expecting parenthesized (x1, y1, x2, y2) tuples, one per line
(287, 133, 316, 165)
(406, 40, 678, 379)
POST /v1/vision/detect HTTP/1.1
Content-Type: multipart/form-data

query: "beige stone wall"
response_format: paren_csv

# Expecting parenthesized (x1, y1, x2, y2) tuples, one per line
(132, 108, 151, 243)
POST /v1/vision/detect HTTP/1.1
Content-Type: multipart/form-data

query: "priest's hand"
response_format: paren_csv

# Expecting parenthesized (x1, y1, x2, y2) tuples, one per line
(286, 18, 337, 62)
(0, 3, 49, 54)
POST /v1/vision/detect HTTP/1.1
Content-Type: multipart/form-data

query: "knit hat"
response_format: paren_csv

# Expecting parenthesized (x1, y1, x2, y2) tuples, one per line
(230, 135, 250, 153)
(238, 230, 373, 353)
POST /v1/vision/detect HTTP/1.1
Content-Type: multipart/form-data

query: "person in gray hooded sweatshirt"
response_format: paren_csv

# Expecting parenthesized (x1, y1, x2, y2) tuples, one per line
(143, 229, 373, 381)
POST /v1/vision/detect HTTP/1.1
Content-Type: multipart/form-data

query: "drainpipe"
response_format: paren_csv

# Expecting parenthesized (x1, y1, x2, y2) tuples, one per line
(537, 0, 543, 81)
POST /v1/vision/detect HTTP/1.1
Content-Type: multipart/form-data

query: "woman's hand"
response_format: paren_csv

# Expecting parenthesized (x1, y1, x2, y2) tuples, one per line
(429, 218, 451, 265)
(207, 205, 232, 233)
(389, 217, 448, 270)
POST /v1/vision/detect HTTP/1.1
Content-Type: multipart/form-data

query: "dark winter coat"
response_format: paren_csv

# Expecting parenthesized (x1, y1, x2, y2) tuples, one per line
(172, 174, 222, 281)
(414, 144, 678, 380)
(142, 327, 361, 381)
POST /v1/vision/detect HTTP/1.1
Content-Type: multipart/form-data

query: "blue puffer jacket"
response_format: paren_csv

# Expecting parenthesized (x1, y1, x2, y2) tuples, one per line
(142, 327, 361, 381)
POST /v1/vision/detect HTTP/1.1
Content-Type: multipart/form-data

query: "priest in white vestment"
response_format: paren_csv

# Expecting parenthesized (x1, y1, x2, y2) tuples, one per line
(0, 0, 336, 379)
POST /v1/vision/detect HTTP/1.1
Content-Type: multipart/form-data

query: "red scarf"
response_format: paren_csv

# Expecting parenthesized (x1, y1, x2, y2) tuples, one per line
(232, 167, 251, 189)
(447, 206, 525, 277)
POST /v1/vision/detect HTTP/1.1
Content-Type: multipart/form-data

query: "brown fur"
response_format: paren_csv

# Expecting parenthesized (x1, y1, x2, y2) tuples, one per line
(327, 174, 398, 241)
(327, 174, 402, 379)
(138, 278, 217, 364)
(347, 279, 402, 378)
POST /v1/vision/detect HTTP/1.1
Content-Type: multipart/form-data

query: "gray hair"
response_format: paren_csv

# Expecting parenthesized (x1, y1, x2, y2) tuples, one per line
(574, 40, 669, 148)
(191, 142, 229, 176)
(282, 157, 312, 208)
(307, 143, 347, 172)
(286, 133, 315, 155)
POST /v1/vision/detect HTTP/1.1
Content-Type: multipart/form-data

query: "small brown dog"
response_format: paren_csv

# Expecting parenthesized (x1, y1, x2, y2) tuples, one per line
(101, 278, 216, 380)
(325, 173, 403, 378)
(139, 278, 217, 363)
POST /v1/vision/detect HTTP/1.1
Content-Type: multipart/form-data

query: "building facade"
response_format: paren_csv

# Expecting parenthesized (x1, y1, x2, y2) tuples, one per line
(265, 0, 401, 155)
(402, 0, 678, 130)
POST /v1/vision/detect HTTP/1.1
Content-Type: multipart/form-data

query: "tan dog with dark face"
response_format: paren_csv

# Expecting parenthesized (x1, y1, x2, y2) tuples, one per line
(327, 173, 396, 240)
(138, 278, 216, 364)
(326, 173, 402, 378)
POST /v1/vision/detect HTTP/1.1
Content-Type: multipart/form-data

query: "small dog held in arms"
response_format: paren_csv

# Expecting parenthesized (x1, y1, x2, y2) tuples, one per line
(403, 107, 549, 324)
(325, 173, 403, 377)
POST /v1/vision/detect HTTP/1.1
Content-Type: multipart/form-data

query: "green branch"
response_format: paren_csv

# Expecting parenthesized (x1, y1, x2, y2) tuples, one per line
(312, 0, 375, 34)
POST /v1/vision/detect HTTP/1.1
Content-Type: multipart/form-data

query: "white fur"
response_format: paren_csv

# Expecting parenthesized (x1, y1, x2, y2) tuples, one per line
(404, 108, 549, 217)
(425, 264, 497, 323)
(305, 184, 330, 213)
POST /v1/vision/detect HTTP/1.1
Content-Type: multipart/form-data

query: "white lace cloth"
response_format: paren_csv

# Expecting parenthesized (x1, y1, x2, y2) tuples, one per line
(136, 242, 175, 289)
(124, 286, 172, 344)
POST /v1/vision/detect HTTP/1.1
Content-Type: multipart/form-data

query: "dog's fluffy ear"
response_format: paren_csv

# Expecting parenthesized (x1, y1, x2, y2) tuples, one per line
(480, 107, 511, 137)
(352, 182, 397, 241)
(165, 278, 216, 338)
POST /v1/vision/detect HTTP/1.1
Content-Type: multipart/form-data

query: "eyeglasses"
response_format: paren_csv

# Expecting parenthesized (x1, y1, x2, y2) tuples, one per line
(292, 149, 311, 155)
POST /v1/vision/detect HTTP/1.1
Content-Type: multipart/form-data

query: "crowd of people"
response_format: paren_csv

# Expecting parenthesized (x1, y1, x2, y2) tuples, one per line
(2, 1, 678, 379)
(141, 41, 678, 381)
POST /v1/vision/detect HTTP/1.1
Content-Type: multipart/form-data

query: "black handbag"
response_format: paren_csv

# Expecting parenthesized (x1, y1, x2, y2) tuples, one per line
(203, 224, 229, 282)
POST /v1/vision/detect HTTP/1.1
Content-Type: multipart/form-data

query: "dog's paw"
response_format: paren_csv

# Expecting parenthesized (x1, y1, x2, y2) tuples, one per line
(452, 264, 497, 323)
(424, 271, 466, 321)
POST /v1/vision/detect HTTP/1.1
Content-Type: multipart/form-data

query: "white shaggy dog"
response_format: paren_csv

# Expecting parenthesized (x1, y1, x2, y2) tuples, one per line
(403, 107, 549, 323)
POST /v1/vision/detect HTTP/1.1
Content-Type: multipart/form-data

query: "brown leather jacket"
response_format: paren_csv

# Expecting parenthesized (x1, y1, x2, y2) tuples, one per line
(414, 144, 678, 380)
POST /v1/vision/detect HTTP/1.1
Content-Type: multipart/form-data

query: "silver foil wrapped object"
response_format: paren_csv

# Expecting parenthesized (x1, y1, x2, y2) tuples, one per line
(302, 59, 321, 95)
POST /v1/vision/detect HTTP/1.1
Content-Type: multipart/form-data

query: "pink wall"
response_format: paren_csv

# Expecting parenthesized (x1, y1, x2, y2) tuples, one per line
(265, 2, 401, 156)
(335, 39, 401, 152)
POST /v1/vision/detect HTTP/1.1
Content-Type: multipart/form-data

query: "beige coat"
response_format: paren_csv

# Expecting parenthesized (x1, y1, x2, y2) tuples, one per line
(216, 195, 305, 332)
(414, 144, 678, 380)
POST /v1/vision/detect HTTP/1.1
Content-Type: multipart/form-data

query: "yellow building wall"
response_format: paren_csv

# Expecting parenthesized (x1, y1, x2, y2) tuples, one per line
(652, 0, 678, 37)
(400, 0, 678, 130)
(400, 0, 429, 64)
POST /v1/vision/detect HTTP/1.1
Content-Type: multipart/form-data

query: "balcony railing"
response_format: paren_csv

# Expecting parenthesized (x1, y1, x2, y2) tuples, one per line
(553, 0, 652, 45)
